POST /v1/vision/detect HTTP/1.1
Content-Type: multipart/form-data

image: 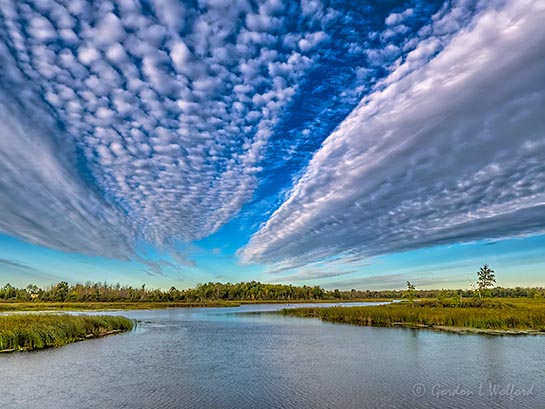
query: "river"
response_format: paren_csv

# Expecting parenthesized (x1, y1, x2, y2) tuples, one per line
(0, 303, 543, 408)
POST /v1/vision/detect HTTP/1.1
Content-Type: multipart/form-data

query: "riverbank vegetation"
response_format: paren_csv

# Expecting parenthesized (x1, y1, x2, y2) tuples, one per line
(2, 281, 544, 306)
(0, 314, 134, 352)
(1, 281, 366, 303)
(282, 298, 545, 334)
(0, 301, 241, 312)
(0, 299, 385, 312)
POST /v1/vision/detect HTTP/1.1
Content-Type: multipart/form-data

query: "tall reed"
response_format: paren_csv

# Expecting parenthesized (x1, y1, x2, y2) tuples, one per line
(282, 300, 545, 331)
(0, 314, 133, 351)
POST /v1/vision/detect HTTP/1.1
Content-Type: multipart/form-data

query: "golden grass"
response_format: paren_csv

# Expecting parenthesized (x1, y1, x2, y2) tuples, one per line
(0, 299, 388, 312)
(282, 298, 545, 332)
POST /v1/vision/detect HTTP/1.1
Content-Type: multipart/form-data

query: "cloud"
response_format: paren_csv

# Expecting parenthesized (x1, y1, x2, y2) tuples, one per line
(252, 0, 466, 225)
(385, 8, 414, 26)
(0, 0, 326, 259)
(269, 268, 359, 283)
(324, 272, 467, 291)
(0, 41, 135, 259)
(2, 0, 544, 286)
(0, 258, 41, 273)
(0, 258, 60, 283)
(240, 0, 545, 271)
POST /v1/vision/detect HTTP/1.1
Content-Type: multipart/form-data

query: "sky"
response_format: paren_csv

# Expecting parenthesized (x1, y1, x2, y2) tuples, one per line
(0, 0, 544, 291)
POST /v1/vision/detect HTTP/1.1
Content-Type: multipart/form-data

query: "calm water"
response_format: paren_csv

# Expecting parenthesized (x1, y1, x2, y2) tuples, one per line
(1, 303, 544, 409)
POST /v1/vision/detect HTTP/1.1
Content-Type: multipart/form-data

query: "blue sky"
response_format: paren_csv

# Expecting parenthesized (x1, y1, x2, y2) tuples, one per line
(0, 0, 544, 290)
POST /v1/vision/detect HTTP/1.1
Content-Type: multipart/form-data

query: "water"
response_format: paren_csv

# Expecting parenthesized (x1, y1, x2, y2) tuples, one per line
(1, 303, 544, 409)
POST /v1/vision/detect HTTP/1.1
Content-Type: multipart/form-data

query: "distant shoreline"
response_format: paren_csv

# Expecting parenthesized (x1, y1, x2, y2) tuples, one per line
(0, 299, 392, 312)
(426, 325, 544, 336)
(382, 322, 544, 336)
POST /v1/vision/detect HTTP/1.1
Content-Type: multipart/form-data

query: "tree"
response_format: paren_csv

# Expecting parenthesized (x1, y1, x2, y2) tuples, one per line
(404, 281, 416, 307)
(168, 286, 180, 301)
(53, 281, 69, 302)
(476, 264, 496, 298)
(1, 283, 16, 299)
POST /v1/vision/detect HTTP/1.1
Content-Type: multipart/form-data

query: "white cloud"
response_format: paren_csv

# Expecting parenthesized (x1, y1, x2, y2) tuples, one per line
(385, 8, 414, 26)
(169, 39, 191, 73)
(0, 44, 134, 258)
(239, 0, 545, 271)
(151, 0, 185, 33)
(94, 12, 125, 45)
(28, 15, 57, 42)
(0, 0, 325, 259)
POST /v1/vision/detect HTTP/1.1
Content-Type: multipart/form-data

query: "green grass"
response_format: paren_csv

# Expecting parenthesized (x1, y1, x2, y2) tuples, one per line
(282, 298, 545, 332)
(0, 301, 241, 311)
(0, 299, 386, 312)
(0, 314, 134, 352)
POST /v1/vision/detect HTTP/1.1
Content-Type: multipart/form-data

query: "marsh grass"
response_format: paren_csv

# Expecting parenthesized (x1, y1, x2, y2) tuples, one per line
(0, 299, 388, 312)
(282, 299, 545, 332)
(0, 314, 133, 352)
(0, 301, 240, 311)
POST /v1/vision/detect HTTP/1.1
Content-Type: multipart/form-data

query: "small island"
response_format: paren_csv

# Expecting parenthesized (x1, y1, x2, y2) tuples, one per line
(0, 314, 134, 352)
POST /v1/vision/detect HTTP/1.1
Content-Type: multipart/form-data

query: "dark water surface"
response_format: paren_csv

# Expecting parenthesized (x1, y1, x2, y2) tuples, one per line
(1, 303, 544, 409)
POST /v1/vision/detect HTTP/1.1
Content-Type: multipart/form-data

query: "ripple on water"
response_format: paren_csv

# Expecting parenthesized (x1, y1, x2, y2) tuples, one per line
(0, 306, 544, 409)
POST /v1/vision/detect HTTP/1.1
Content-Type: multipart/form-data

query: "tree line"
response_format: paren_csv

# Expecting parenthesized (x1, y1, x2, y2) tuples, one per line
(0, 280, 544, 303)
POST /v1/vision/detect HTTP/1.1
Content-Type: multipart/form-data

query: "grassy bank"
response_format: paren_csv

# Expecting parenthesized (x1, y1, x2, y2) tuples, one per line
(0, 314, 134, 352)
(282, 299, 545, 334)
(0, 301, 242, 312)
(0, 299, 386, 312)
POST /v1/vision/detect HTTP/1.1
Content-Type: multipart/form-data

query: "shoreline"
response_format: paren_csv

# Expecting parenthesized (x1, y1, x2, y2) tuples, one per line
(0, 314, 134, 353)
(281, 300, 545, 336)
(0, 329, 127, 353)
(428, 325, 544, 336)
(0, 299, 391, 312)
(389, 322, 544, 336)
(283, 316, 545, 336)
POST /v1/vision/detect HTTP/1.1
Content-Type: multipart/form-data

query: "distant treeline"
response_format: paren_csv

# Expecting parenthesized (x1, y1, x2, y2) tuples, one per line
(0, 281, 544, 303)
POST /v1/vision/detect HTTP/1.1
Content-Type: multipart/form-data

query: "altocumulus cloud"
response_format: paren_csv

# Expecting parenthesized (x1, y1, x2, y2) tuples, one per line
(2, 0, 545, 278)
(0, 43, 134, 259)
(240, 0, 545, 270)
(0, 0, 330, 258)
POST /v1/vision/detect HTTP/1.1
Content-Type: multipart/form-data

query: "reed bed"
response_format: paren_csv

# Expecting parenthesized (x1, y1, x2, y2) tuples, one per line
(0, 301, 242, 311)
(0, 299, 389, 312)
(282, 299, 545, 332)
(0, 314, 133, 352)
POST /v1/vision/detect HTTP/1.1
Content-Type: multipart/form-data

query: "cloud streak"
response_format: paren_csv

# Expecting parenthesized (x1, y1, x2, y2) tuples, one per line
(0, 257, 60, 283)
(240, 0, 545, 270)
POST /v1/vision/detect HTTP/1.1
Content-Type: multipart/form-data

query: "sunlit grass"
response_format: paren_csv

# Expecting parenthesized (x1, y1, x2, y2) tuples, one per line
(0, 301, 239, 311)
(0, 314, 134, 352)
(0, 299, 388, 312)
(282, 298, 545, 332)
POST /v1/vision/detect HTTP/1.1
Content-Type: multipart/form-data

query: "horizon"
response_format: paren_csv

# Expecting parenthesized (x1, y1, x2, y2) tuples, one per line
(1, 0, 545, 291)
(2, 275, 545, 293)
